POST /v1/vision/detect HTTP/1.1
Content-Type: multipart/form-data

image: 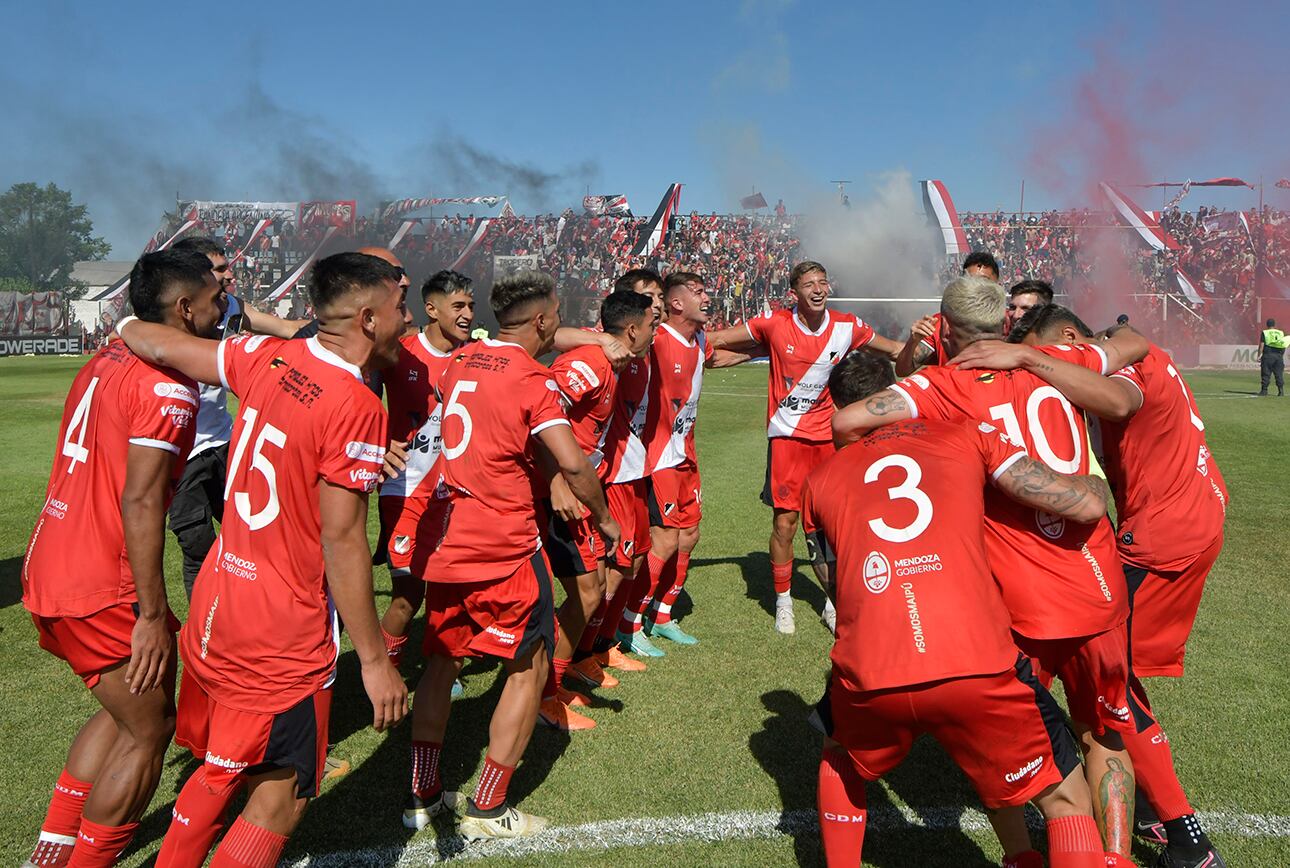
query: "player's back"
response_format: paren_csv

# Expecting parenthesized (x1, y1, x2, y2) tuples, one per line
(1099, 343, 1228, 571)
(804, 418, 1021, 693)
(381, 331, 453, 500)
(893, 364, 1127, 639)
(23, 340, 197, 617)
(182, 334, 388, 712)
(601, 352, 650, 484)
(549, 344, 618, 459)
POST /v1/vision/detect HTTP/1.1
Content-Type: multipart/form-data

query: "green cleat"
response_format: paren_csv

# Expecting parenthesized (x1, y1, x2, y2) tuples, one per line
(451, 679, 464, 699)
(647, 620, 698, 645)
(617, 629, 665, 657)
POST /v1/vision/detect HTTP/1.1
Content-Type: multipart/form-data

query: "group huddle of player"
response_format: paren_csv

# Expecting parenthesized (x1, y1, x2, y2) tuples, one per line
(19, 242, 1229, 868)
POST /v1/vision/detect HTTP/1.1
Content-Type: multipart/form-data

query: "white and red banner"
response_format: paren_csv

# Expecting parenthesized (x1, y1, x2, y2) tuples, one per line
(450, 218, 494, 270)
(1100, 182, 1182, 252)
(921, 180, 969, 256)
(228, 218, 272, 266)
(1173, 269, 1204, 305)
(381, 196, 504, 220)
(299, 200, 356, 231)
(584, 194, 632, 216)
(632, 183, 682, 257)
(264, 226, 339, 302)
(92, 216, 202, 301)
(387, 219, 417, 250)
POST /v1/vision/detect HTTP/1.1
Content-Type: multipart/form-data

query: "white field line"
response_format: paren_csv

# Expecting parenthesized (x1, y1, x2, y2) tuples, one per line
(287, 805, 1290, 866)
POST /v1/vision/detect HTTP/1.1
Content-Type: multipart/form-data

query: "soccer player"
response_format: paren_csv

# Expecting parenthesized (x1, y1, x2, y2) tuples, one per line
(618, 271, 743, 653)
(895, 250, 1001, 375)
(977, 304, 1230, 867)
(115, 252, 411, 868)
(708, 260, 902, 634)
(406, 271, 619, 839)
(809, 352, 1110, 868)
(539, 290, 657, 730)
(376, 270, 476, 669)
(21, 249, 222, 868)
(1005, 279, 1055, 333)
(832, 277, 1150, 860)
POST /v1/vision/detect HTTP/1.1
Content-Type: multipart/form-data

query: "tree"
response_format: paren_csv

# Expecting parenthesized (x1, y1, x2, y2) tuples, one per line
(0, 182, 110, 292)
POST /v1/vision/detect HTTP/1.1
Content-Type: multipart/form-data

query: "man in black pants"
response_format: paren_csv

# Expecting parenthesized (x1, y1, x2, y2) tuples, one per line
(1258, 318, 1287, 397)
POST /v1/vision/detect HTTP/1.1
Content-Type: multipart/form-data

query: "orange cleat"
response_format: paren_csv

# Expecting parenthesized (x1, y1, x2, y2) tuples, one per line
(600, 647, 647, 673)
(539, 696, 596, 731)
(568, 656, 620, 689)
(556, 685, 590, 707)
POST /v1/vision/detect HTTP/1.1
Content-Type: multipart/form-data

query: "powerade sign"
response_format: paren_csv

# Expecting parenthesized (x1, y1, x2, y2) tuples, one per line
(0, 335, 83, 357)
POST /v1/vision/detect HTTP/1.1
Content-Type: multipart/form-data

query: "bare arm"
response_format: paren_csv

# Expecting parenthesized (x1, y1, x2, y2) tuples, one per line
(991, 454, 1108, 524)
(120, 444, 177, 694)
(831, 389, 913, 446)
(894, 317, 937, 377)
(240, 303, 310, 339)
(320, 481, 408, 731)
(707, 323, 761, 353)
(953, 342, 1142, 421)
(553, 326, 630, 366)
(537, 423, 619, 549)
(863, 332, 902, 361)
(1098, 326, 1150, 373)
(116, 316, 223, 387)
(707, 347, 757, 368)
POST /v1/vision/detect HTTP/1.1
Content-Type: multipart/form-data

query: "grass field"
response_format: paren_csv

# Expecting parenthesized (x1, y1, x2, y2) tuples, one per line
(1, 356, 1287, 867)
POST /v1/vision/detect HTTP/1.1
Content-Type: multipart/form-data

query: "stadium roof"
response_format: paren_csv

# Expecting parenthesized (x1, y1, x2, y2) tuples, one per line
(71, 260, 132, 288)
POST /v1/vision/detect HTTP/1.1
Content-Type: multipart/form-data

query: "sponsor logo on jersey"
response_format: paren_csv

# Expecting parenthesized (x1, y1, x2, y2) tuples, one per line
(269, 357, 287, 368)
(44, 497, 69, 520)
(350, 467, 380, 490)
(1035, 511, 1065, 540)
(199, 595, 218, 660)
(345, 440, 386, 464)
(242, 334, 270, 353)
(902, 582, 927, 653)
(204, 752, 250, 771)
(673, 363, 683, 374)
(485, 624, 517, 645)
(907, 374, 930, 390)
(221, 551, 258, 581)
(863, 552, 891, 594)
(822, 812, 866, 823)
(978, 422, 997, 434)
(172, 809, 191, 826)
(975, 372, 995, 383)
(545, 379, 560, 392)
(785, 344, 795, 354)
(161, 403, 195, 427)
(393, 535, 411, 555)
(153, 381, 199, 405)
(1079, 543, 1113, 601)
(894, 552, 943, 576)
(1098, 694, 1131, 721)
(408, 369, 419, 382)
(570, 360, 601, 391)
(1004, 756, 1044, 783)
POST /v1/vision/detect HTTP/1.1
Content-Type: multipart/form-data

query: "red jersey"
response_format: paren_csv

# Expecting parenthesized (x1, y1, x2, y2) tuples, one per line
(182, 335, 388, 713)
(745, 307, 875, 441)
(23, 341, 198, 618)
(917, 312, 952, 366)
(1098, 344, 1228, 572)
(803, 419, 1025, 692)
(427, 339, 570, 582)
(891, 351, 1128, 639)
(643, 322, 713, 472)
(549, 344, 618, 469)
(600, 352, 651, 484)
(380, 331, 454, 500)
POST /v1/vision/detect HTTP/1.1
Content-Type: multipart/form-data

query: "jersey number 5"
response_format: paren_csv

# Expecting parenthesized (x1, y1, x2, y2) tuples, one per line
(865, 454, 933, 543)
(226, 407, 286, 531)
(441, 380, 478, 460)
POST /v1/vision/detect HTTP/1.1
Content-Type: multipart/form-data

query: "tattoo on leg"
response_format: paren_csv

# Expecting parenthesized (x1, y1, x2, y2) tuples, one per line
(1096, 757, 1134, 855)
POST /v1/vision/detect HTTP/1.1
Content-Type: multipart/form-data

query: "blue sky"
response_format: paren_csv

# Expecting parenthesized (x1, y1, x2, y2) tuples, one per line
(1, 0, 1285, 254)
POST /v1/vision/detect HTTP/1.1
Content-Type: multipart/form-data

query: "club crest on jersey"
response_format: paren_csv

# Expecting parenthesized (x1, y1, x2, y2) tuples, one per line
(393, 535, 412, 555)
(622, 540, 634, 556)
(1035, 511, 1065, 540)
(783, 376, 795, 392)
(975, 372, 995, 383)
(664, 502, 677, 516)
(863, 552, 891, 594)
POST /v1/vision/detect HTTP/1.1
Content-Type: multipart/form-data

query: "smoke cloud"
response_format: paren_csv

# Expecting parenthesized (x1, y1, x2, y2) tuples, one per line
(426, 135, 598, 212)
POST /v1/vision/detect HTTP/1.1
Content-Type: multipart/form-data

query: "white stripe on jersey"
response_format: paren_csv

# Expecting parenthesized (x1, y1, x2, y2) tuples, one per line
(767, 321, 855, 438)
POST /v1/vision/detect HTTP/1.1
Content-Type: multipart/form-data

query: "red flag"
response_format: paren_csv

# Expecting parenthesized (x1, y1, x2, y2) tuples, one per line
(740, 192, 769, 210)
(1276, 178, 1290, 190)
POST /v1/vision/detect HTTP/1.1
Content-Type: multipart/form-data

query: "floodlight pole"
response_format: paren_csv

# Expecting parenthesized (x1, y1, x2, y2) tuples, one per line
(830, 180, 852, 206)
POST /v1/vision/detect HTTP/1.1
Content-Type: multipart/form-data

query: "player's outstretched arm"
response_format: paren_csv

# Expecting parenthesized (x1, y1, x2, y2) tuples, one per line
(953, 343, 1142, 421)
(894, 316, 937, 376)
(120, 443, 178, 695)
(1098, 325, 1150, 372)
(992, 455, 1108, 524)
(707, 347, 756, 368)
(831, 388, 912, 446)
(239, 303, 310, 339)
(707, 323, 762, 354)
(115, 316, 222, 387)
(319, 480, 408, 732)
(863, 332, 903, 362)
(537, 423, 620, 551)
(553, 326, 630, 366)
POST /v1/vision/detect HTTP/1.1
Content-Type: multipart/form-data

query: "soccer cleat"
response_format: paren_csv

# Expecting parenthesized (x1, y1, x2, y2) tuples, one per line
(1155, 847, 1226, 868)
(774, 604, 796, 634)
(451, 679, 464, 699)
(648, 620, 698, 645)
(568, 656, 620, 689)
(323, 753, 351, 782)
(617, 629, 665, 658)
(556, 685, 591, 707)
(601, 646, 647, 672)
(402, 790, 461, 830)
(23, 835, 76, 868)
(1134, 793, 1168, 845)
(821, 601, 837, 634)
(459, 804, 549, 841)
(538, 696, 596, 731)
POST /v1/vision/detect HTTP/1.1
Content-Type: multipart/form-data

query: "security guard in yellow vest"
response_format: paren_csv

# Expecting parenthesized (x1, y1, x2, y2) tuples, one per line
(1259, 318, 1288, 396)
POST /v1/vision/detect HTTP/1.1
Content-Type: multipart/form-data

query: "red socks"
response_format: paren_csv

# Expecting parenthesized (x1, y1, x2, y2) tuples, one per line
(29, 768, 92, 865)
(1045, 815, 1106, 868)
(382, 628, 408, 668)
(772, 560, 793, 596)
(1121, 722, 1192, 822)
(543, 656, 571, 701)
(622, 552, 668, 633)
(615, 560, 652, 636)
(209, 816, 287, 868)
(578, 597, 609, 654)
(653, 552, 690, 624)
(155, 764, 246, 867)
(411, 740, 443, 801)
(472, 756, 515, 812)
(817, 749, 868, 866)
(66, 819, 137, 867)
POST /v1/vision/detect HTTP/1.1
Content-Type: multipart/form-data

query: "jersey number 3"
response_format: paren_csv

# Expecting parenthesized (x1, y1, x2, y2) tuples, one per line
(865, 454, 933, 543)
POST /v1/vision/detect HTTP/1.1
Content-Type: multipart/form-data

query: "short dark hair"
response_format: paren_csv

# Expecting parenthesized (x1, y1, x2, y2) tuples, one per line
(1006, 303, 1095, 344)
(789, 260, 827, 288)
(491, 270, 556, 326)
(309, 252, 402, 313)
(1268, 318, 1276, 328)
(1009, 279, 1055, 304)
(422, 269, 472, 303)
(962, 250, 1000, 278)
(128, 249, 215, 324)
(663, 271, 703, 297)
(600, 290, 653, 334)
(1116, 314, 1130, 325)
(171, 236, 226, 259)
(827, 352, 896, 409)
(614, 268, 663, 294)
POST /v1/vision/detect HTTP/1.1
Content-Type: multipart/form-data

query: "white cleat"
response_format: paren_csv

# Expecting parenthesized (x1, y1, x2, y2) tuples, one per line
(775, 604, 796, 634)
(821, 603, 837, 635)
(402, 790, 461, 830)
(459, 804, 549, 841)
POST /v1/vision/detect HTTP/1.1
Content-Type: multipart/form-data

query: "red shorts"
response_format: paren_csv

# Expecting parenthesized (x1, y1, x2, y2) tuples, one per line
(761, 437, 832, 512)
(1015, 624, 1138, 736)
(606, 479, 649, 569)
(379, 494, 451, 579)
(32, 602, 180, 689)
(423, 550, 557, 660)
(542, 500, 606, 578)
(647, 463, 702, 529)
(1125, 532, 1224, 678)
(175, 673, 332, 798)
(814, 655, 1080, 809)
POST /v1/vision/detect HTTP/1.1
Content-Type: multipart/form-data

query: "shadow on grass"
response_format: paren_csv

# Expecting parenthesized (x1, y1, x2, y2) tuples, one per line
(1, 556, 24, 608)
(749, 689, 996, 867)
(690, 551, 829, 622)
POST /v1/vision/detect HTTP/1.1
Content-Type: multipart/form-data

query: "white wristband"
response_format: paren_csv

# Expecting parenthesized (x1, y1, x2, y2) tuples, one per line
(115, 315, 138, 334)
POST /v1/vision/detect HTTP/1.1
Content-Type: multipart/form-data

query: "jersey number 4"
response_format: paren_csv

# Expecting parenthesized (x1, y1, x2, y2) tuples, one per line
(226, 406, 286, 531)
(61, 377, 100, 474)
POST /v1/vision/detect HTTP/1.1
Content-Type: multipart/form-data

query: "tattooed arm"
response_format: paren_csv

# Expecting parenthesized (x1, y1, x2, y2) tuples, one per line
(894, 316, 938, 376)
(992, 454, 1109, 523)
(831, 389, 912, 447)
(954, 342, 1142, 421)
